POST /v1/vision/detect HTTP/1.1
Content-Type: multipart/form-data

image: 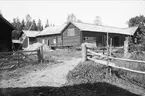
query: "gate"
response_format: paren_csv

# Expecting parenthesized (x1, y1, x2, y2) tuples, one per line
(0, 49, 43, 70)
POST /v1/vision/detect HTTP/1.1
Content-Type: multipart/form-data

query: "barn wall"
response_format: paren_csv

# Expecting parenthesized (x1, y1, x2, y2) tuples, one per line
(62, 23, 81, 46)
(37, 34, 62, 47)
(0, 21, 13, 52)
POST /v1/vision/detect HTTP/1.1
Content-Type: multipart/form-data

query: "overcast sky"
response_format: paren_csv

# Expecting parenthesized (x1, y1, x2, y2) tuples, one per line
(0, 0, 145, 28)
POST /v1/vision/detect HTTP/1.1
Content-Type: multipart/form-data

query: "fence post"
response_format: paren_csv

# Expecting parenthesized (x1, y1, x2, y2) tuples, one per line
(37, 49, 41, 63)
(109, 38, 112, 57)
(40, 45, 44, 63)
(37, 46, 44, 63)
(124, 36, 129, 57)
(82, 43, 87, 62)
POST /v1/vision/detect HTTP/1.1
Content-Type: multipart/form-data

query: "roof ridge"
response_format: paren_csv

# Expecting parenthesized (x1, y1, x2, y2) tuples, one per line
(73, 22, 127, 29)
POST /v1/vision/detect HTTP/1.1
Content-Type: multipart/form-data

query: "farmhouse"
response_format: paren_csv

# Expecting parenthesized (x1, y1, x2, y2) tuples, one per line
(0, 15, 16, 52)
(20, 30, 40, 48)
(37, 22, 139, 47)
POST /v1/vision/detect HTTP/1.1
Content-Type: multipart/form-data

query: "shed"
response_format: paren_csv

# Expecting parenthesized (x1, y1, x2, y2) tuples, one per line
(20, 30, 40, 48)
(0, 15, 16, 52)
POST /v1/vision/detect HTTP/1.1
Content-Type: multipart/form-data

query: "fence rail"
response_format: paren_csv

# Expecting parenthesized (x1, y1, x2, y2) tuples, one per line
(82, 43, 145, 75)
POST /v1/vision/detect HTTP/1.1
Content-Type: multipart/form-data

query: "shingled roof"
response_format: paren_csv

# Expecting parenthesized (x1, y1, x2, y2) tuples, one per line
(72, 22, 139, 35)
(37, 22, 139, 37)
(23, 30, 40, 37)
(37, 24, 67, 36)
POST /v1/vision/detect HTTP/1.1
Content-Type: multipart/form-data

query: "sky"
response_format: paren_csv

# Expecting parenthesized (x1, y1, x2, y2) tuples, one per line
(0, 0, 145, 28)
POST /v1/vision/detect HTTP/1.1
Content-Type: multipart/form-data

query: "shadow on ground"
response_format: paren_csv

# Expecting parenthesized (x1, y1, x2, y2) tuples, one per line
(0, 82, 140, 96)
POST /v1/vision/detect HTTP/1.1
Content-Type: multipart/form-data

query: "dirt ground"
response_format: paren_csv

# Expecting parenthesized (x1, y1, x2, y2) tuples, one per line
(0, 57, 82, 88)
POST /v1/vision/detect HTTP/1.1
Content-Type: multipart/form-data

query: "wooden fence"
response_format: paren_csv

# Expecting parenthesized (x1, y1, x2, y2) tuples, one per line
(82, 43, 145, 74)
(0, 46, 44, 70)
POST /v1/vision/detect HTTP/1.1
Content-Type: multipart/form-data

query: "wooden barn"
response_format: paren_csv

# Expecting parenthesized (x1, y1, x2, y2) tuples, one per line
(61, 22, 139, 47)
(0, 15, 16, 52)
(36, 22, 139, 47)
(37, 24, 66, 47)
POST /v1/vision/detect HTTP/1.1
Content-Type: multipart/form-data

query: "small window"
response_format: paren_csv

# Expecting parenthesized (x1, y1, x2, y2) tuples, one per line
(53, 38, 56, 44)
(67, 28, 75, 36)
(42, 39, 45, 44)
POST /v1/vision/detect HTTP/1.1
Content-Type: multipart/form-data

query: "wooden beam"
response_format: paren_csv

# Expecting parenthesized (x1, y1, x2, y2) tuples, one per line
(109, 56, 145, 63)
(88, 57, 145, 74)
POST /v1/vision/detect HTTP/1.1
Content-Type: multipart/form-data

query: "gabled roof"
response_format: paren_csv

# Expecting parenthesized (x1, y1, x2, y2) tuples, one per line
(23, 30, 40, 37)
(0, 15, 16, 30)
(71, 22, 139, 35)
(37, 24, 67, 36)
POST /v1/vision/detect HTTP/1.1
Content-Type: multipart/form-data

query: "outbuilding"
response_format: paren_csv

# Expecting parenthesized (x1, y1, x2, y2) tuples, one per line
(0, 15, 16, 52)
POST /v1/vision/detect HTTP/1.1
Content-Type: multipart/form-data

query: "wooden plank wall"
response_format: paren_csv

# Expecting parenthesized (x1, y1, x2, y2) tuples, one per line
(62, 23, 81, 46)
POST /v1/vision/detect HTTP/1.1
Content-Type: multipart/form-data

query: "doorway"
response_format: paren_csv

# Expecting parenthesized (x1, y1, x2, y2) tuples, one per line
(113, 36, 119, 47)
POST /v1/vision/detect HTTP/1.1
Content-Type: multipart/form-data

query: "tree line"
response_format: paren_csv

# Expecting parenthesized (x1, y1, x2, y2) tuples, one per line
(11, 14, 53, 39)
(11, 14, 52, 31)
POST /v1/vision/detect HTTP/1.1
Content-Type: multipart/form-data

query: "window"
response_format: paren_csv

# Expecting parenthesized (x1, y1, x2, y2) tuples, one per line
(53, 38, 56, 44)
(67, 28, 75, 36)
(42, 39, 45, 44)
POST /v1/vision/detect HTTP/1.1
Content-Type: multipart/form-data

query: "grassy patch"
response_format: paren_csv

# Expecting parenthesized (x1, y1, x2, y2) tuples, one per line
(66, 61, 145, 95)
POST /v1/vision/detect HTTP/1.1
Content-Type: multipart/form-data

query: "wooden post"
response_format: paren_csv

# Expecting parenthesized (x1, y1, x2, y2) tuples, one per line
(109, 38, 112, 57)
(37, 49, 41, 63)
(40, 45, 44, 63)
(124, 37, 129, 57)
(37, 46, 44, 63)
(106, 32, 109, 66)
(82, 43, 87, 62)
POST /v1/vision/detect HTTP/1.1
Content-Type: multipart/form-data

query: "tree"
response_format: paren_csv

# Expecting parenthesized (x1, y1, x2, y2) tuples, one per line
(127, 15, 145, 52)
(31, 20, 37, 31)
(94, 16, 102, 25)
(12, 30, 21, 39)
(11, 17, 22, 30)
(66, 13, 77, 23)
(24, 14, 32, 30)
(37, 19, 43, 31)
(21, 19, 25, 30)
(45, 19, 49, 28)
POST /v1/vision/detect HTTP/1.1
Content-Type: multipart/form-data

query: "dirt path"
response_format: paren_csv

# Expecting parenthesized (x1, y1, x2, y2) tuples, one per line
(0, 58, 82, 88)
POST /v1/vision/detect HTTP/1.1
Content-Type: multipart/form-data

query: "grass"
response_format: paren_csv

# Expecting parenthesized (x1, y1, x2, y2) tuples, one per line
(112, 51, 145, 89)
(66, 60, 145, 95)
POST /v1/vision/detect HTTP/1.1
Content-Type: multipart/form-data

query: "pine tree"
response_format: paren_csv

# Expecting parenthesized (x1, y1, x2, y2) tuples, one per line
(37, 19, 43, 31)
(21, 19, 25, 30)
(45, 19, 49, 28)
(31, 20, 37, 31)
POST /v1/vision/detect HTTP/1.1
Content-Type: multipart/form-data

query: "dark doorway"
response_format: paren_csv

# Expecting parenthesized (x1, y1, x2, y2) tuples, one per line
(113, 36, 119, 47)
